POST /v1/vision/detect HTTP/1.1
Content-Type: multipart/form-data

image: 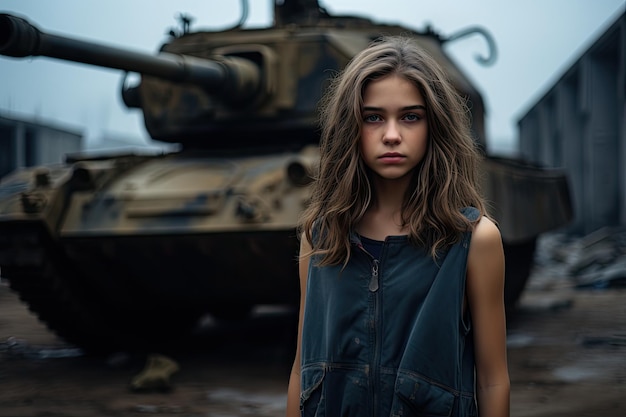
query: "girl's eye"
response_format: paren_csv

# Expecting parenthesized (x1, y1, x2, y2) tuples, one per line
(363, 114, 382, 123)
(403, 113, 422, 121)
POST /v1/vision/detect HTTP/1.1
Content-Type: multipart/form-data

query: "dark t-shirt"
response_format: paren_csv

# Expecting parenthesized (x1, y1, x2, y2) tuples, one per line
(359, 234, 383, 259)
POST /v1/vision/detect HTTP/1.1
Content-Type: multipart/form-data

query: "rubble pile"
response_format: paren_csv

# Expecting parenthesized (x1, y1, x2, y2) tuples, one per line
(531, 227, 626, 290)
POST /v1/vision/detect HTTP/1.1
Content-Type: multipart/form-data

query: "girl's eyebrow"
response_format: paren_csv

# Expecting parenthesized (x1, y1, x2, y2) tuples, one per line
(362, 104, 426, 112)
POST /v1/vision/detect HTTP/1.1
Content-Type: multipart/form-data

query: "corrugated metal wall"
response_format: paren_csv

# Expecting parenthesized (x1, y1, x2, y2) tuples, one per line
(518, 12, 625, 235)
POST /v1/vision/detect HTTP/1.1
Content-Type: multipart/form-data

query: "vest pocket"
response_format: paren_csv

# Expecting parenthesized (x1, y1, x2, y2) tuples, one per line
(391, 372, 455, 417)
(300, 365, 326, 416)
(301, 364, 370, 416)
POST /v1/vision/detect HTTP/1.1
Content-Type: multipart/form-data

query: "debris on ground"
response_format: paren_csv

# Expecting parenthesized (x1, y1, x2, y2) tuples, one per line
(130, 353, 180, 393)
(530, 227, 626, 290)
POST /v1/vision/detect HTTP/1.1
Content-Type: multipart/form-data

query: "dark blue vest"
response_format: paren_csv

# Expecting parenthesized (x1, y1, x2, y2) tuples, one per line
(300, 208, 479, 417)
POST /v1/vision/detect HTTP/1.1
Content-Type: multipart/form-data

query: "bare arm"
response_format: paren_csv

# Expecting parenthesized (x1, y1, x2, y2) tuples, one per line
(467, 216, 510, 417)
(286, 234, 311, 417)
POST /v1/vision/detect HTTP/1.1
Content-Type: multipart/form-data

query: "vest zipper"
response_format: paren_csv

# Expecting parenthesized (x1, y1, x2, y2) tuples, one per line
(370, 259, 381, 416)
(356, 238, 382, 415)
(369, 259, 379, 292)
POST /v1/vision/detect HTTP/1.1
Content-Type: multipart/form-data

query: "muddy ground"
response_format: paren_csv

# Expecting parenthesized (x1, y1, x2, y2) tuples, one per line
(1, 272, 625, 416)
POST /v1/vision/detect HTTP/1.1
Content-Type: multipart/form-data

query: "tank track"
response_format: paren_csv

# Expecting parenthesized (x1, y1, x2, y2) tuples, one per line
(0, 223, 115, 353)
(0, 223, 204, 353)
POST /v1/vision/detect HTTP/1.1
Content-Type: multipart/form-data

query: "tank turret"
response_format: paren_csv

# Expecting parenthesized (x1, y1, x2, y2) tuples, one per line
(0, 3, 492, 149)
(0, 1, 572, 352)
(0, 12, 276, 147)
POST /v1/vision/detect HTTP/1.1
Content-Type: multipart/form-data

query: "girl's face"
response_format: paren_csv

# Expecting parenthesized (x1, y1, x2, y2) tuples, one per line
(360, 74, 428, 183)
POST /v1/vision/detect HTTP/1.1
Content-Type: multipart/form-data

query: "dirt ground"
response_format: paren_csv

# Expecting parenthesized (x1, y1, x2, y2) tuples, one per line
(1, 274, 625, 417)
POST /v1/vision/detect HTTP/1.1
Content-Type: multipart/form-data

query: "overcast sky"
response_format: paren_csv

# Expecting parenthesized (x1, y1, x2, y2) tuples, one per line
(0, 0, 624, 154)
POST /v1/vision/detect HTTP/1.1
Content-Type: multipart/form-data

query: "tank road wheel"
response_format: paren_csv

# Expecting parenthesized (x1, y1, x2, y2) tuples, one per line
(502, 238, 537, 311)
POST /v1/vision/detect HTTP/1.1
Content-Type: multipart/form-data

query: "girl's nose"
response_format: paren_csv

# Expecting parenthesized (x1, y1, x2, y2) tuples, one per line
(382, 122, 401, 145)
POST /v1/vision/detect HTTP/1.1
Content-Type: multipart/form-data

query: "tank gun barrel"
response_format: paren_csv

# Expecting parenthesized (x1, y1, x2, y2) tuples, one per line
(0, 13, 261, 103)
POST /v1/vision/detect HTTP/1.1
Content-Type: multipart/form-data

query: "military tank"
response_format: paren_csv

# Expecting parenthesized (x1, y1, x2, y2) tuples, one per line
(0, 1, 571, 352)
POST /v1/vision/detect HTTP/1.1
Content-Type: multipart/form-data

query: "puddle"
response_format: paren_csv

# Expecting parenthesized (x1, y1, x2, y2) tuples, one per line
(552, 365, 600, 382)
(0, 336, 83, 360)
(507, 333, 535, 348)
(206, 387, 287, 415)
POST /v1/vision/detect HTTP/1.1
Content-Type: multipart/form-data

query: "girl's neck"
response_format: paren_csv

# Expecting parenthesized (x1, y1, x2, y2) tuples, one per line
(357, 177, 411, 240)
(371, 175, 410, 211)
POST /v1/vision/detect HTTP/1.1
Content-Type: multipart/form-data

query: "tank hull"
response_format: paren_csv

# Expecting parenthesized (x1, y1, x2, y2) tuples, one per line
(0, 150, 312, 350)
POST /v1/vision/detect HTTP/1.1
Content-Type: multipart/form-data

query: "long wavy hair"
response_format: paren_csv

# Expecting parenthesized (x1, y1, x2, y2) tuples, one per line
(299, 36, 488, 266)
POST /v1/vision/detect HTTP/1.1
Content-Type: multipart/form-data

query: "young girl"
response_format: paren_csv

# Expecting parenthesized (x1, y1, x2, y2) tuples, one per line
(286, 36, 509, 417)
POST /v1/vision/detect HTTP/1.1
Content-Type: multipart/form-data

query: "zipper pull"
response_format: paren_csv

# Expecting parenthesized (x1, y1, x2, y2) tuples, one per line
(369, 259, 379, 292)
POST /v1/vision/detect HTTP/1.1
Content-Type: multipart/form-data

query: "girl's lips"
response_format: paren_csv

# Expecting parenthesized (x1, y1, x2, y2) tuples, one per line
(379, 153, 405, 163)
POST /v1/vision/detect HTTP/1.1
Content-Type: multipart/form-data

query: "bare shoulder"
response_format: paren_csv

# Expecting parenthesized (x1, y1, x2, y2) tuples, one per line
(470, 216, 502, 249)
(467, 216, 505, 289)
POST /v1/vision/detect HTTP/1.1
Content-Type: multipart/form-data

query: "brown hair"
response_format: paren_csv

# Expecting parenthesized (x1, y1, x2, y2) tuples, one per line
(299, 36, 487, 265)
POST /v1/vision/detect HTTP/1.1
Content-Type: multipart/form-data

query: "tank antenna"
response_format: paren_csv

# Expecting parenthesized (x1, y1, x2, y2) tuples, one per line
(233, 0, 250, 29)
(443, 26, 497, 66)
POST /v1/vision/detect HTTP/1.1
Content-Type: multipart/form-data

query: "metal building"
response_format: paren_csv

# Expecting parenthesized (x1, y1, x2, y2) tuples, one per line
(518, 12, 625, 235)
(0, 114, 83, 179)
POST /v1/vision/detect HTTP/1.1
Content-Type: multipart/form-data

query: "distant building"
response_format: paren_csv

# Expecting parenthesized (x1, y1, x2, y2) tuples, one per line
(0, 114, 83, 179)
(517, 11, 625, 235)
